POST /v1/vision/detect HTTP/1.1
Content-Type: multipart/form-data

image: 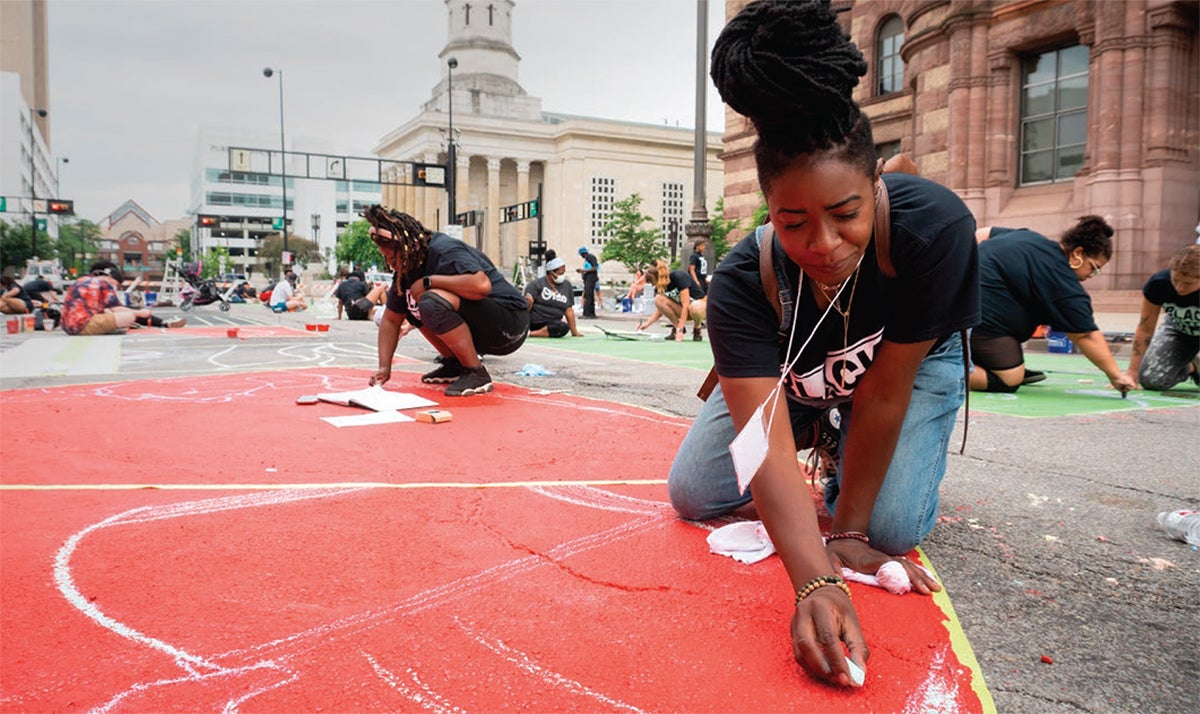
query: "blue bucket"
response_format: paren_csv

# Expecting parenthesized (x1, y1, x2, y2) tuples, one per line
(1046, 330, 1074, 354)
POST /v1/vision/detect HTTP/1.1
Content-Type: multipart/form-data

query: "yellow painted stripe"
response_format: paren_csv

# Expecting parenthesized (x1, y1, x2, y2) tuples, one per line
(0, 479, 670, 492)
(916, 546, 997, 714)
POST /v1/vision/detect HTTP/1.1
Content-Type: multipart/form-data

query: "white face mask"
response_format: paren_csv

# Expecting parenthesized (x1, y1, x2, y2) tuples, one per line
(548, 272, 562, 284)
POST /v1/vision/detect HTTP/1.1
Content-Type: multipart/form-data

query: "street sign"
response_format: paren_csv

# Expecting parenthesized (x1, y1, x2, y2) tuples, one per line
(32, 199, 47, 214)
(499, 199, 540, 224)
(0, 197, 6, 212)
(272, 218, 284, 230)
(35, 218, 47, 231)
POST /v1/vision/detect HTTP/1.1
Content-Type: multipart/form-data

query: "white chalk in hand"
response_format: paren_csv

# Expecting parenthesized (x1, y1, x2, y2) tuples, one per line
(846, 658, 865, 687)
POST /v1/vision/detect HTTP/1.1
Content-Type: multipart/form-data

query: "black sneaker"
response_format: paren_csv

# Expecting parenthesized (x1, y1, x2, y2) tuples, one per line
(667, 326, 677, 340)
(444, 365, 493, 396)
(422, 356, 464, 384)
(692, 326, 703, 342)
(1022, 369, 1046, 385)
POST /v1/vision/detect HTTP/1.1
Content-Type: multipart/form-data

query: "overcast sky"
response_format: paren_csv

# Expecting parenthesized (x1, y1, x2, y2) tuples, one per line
(46, 0, 729, 223)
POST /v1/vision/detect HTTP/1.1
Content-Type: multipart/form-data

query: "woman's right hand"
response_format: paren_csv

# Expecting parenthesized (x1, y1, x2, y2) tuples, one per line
(369, 367, 391, 386)
(791, 586, 868, 687)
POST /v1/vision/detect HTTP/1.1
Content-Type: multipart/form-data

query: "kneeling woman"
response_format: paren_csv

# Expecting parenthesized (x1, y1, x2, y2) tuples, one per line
(636, 264, 707, 342)
(366, 207, 529, 397)
(667, 0, 979, 687)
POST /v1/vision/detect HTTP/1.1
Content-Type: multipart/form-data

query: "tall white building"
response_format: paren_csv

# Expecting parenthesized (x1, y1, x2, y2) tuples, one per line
(0, 0, 64, 246)
(375, 0, 723, 274)
(190, 126, 382, 276)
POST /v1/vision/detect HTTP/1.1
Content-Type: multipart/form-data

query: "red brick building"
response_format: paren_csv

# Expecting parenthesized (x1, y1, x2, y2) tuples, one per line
(719, 0, 1199, 294)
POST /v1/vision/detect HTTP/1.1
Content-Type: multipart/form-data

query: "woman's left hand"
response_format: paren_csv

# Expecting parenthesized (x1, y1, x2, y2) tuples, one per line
(826, 538, 941, 595)
(674, 326, 685, 342)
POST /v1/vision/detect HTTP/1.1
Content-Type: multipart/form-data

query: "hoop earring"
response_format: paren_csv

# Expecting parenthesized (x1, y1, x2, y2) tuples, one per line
(1069, 257, 1083, 269)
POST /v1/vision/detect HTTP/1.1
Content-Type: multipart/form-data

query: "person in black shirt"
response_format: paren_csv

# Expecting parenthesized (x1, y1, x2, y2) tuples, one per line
(576, 246, 600, 318)
(0, 275, 32, 314)
(970, 217, 1136, 394)
(667, 0, 979, 687)
(688, 239, 709, 294)
(22, 276, 61, 305)
(335, 270, 387, 321)
(635, 265, 706, 341)
(364, 207, 529, 397)
(1125, 244, 1200, 390)
(525, 252, 582, 338)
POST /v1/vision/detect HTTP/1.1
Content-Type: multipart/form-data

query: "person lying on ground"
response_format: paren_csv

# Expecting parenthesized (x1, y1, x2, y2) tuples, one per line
(364, 206, 529, 397)
(970, 216, 1136, 394)
(1125, 244, 1199, 390)
(60, 261, 185, 335)
(525, 251, 582, 338)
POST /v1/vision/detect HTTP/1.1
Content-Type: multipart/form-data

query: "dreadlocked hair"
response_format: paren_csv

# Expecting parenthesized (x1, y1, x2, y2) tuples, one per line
(362, 205, 432, 279)
(1059, 215, 1115, 260)
(711, 0, 877, 192)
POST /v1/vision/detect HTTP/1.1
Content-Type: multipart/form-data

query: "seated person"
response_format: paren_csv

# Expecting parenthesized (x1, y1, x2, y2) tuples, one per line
(525, 251, 582, 338)
(268, 271, 306, 312)
(1125, 244, 1200, 390)
(635, 264, 707, 342)
(0, 275, 33, 315)
(22, 275, 62, 305)
(335, 270, 387, 321)
(60, 261, 185, 335)
(364, 206, 529, 397)
(970, 216, 1136, 394)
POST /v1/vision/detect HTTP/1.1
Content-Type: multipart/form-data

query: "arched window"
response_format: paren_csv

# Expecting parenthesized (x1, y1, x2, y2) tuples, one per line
(877, 16, 905, 95)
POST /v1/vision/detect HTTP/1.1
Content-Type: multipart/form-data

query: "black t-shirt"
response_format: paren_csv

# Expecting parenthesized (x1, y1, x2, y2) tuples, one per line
(525, 276, 574, 324)
(5, 282, 33, 310)
(689, 252, 708, 279)
(708, 172, 978, 408)
(335, 278, 370, 306)
(663, 270, 705, 300)
(1143, 269, 1200, 337)
(977, 228, 1097, 339)
(385, 232, 526, 324)
(23, 277, 54, 296)
(580, 252, 600, 280)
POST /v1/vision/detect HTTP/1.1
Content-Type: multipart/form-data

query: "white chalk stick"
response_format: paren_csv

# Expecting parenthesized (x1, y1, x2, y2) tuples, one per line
(846, 659, 865, 687)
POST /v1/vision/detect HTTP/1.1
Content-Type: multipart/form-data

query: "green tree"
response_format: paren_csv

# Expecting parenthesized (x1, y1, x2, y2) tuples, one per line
(335, 219, 385, 270)
(257, 234, 321, 275)
(171, 228, 192, 263)
(751, 192, 770, 229)
(197, 245, 230, 279)
(708, 197, 741, 264)
(598, 193, 667, 273)
(0, 221, 35, 272)
(58, 219, 103, 275)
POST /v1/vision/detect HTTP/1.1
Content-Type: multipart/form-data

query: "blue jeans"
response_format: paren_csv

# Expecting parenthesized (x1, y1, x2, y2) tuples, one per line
(668, 332, 966, 555)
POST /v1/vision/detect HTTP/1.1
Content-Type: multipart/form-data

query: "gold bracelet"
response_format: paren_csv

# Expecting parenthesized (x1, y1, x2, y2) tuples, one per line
(794, 574, 852, 607)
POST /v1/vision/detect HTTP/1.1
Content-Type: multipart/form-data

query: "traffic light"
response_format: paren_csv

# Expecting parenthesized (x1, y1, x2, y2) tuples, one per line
(47, 199, 74, 215)
(198, 215, 218, 227)
(529, 199, 538, 217)
(0, 197, 7, 212)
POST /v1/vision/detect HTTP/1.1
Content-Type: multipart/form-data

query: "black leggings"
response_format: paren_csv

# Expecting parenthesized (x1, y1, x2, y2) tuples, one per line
(455, 297, 530, 356)
(969, 333, 1024, 371)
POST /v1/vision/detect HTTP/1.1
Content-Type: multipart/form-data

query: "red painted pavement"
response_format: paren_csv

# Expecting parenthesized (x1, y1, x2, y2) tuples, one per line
(0, 369, 988, 712)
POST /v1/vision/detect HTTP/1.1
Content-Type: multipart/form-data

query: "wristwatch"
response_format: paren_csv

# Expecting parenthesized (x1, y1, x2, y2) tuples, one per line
(423, 276, 432, 290)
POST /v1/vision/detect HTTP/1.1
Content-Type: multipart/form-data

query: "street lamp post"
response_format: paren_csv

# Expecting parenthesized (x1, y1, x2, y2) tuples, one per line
(684, 1, 714, 256)
(446, 57, 458, 224)
(29, 107, 47, 258)
(263, 67, 288, 265)
(57, 156, 71, 269)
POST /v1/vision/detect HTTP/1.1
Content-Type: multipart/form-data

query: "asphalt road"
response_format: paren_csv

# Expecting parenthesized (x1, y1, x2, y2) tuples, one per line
(2, 303, 1196, 713)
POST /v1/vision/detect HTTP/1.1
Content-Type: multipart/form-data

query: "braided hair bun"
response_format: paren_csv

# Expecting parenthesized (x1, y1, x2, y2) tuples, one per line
(711, 0, 867, 156)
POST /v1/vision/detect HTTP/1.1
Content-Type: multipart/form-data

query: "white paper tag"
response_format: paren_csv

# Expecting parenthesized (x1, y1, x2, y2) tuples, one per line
(729, 400, 770, 495)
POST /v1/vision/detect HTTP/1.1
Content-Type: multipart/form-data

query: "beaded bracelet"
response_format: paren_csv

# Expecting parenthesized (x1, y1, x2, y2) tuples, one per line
(794, 574, 852, 607)
(825, 531, 870, 545)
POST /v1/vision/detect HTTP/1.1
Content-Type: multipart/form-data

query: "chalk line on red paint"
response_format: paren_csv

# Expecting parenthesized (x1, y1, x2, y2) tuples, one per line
(902, 645, 960, 714)
(363, 651, 465, 714)
(527, 484, 669, 515)
(88, 661, 299, 714)
(454, 617, 643, 713)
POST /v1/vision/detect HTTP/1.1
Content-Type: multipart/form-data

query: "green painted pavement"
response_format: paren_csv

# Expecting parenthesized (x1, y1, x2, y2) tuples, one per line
(540, 333, 1197, 418)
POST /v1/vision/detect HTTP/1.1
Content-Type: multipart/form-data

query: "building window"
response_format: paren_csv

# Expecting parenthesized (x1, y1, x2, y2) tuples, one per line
(1020, 44, 1089, 185)
(662, 181, 685, 252)
(590, 177, 616, 245)
(877, 16, 905, 95)
(876, 140, 901, 162)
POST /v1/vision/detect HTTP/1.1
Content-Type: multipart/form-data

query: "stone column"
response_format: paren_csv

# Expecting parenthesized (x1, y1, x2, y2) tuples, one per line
(422, 153, 439, 229)
(486, 158, 502, 262)
(515, 160, 530, 265)
(456, 154, 471, 224)
(403, 160, 417, 219)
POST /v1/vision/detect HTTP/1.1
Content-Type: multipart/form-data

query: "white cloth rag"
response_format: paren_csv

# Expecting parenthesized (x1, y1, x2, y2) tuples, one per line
(706, 520, 937, 594)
